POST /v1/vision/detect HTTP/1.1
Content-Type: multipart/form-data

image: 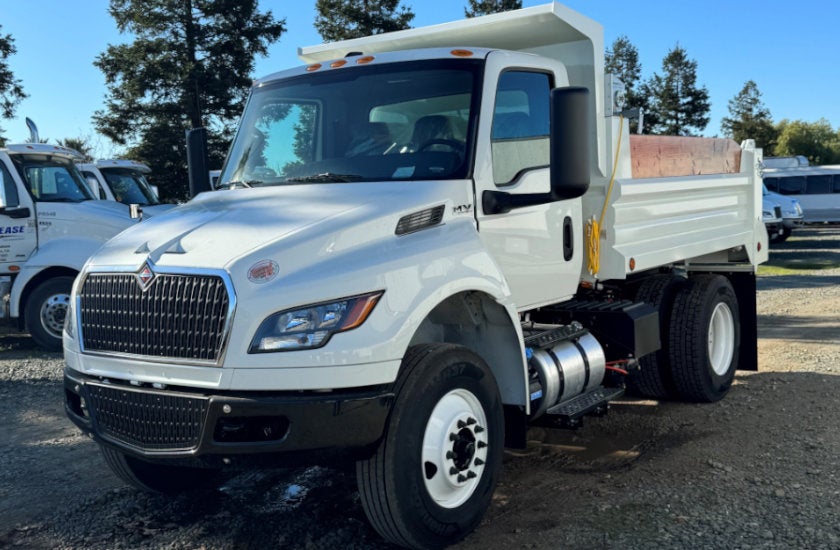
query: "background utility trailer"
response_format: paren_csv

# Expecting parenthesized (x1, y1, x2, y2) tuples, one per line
(63, 3, 767, 549)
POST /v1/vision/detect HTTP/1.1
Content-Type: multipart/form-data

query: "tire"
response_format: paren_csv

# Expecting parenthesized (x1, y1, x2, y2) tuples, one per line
(356, 344, 504, 549)
(100, 446, 220, 494)
(625, 274, 686, 399)
(25, 276, 74, 351)
(668, 275, 740, 403)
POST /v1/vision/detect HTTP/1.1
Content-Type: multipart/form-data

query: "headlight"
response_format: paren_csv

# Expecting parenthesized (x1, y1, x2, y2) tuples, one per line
(249, 291, 383, 353)
(795, 202, 803, 215)
(64, 296, 76, 339)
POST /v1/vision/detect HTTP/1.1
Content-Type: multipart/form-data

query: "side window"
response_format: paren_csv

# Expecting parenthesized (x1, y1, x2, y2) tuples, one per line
(805, 174, 832, 194)
(491, 71, 551, 185)
(0, 162, 20, 208)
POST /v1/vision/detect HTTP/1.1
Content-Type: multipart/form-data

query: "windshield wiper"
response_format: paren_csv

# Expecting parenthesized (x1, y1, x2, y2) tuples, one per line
(216, 180, 261, 190)
(44, 197, 85, 203)
(285, 173, 363, 183)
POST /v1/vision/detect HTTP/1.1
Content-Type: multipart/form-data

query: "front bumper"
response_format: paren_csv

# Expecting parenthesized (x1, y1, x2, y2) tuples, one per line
(782, 215, 804, 229)
(64, 368, 393, 460)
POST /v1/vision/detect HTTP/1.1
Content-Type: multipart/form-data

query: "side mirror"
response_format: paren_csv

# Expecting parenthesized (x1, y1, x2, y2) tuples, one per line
(0, 206, 31, 219)
(186, 127, 212, 198)
(549, 86, 590, 200)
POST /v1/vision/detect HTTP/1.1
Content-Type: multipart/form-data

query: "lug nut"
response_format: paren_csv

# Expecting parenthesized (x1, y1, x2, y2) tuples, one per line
(477, 441, 487, 449)
(446, 451, 455, 459)
(474, 425, 485, 433)
(449, 467, 459, 476)
(474, 458, 485, 466)
(466, 471, 477, 479)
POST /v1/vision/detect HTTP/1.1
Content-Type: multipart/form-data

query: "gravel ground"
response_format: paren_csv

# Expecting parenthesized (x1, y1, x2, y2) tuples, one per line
(1, 226, 838, 549)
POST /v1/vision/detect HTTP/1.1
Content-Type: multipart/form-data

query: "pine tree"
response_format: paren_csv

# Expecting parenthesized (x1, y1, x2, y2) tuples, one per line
(641, 45, 710, 136)
(465, 0, 522, 18)
(0, 26, 27, 146)
(720, 80, 777, 153)
(93, 0, 285, 199)
(315, 0, 414, 42)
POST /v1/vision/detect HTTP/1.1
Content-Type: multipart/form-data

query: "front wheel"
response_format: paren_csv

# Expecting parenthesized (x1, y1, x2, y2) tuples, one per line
(357, 344, 504, 549)
(25, 276, 74, 351)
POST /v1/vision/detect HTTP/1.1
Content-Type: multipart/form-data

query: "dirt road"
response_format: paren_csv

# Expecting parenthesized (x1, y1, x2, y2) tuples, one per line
(1, 226, 838, 549)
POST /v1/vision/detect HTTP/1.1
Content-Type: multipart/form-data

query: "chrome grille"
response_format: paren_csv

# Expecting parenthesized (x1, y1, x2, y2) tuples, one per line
(87, 383, 207, 451)
(79, 272, 230, 362)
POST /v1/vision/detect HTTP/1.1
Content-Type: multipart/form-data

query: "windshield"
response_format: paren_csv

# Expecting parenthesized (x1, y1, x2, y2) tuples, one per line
(10, 154, 94, 203)
(219, 59, 482, 187)
(100, 168, 160, 205)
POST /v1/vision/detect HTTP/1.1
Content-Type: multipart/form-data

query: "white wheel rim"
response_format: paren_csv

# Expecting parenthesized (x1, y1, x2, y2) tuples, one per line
(708, 302, 735, 376)
(40, 293, 70, 337)
(422, 388, 489, 509)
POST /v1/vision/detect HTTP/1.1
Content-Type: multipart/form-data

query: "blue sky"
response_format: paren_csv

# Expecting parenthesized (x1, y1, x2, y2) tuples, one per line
(3, 0, 838, 157)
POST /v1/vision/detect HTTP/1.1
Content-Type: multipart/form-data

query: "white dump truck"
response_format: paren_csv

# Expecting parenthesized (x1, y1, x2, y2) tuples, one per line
(0, 139, 138, 350)
(77, 159, 177, 217)
(64, 3, 767, 547)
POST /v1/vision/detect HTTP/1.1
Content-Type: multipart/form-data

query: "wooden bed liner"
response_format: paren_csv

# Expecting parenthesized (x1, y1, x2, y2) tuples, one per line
(629, 135, 742, 178)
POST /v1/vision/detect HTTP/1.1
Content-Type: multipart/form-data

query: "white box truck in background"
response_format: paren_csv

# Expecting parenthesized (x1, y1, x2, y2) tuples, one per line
(0, 133, 138, 350)
(78, 159, 177, 217)
(63, 4, 767, 547)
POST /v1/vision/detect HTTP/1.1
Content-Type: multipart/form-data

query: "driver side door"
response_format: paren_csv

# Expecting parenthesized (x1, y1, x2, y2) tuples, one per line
(0, 157, 37, 268)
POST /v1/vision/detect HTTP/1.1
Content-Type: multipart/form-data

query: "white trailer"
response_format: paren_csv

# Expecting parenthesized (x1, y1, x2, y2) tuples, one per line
(64, 3, 767, 547)
(0, 141, 138, 350)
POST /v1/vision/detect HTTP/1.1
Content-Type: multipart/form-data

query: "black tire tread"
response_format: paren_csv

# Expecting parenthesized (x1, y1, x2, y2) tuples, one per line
(626, 274, 685, 399)
(356, 343, 501, 549)
(356, 344, 441, 548)
(668, 274, 739, 403)
(25, 276, 74, 352)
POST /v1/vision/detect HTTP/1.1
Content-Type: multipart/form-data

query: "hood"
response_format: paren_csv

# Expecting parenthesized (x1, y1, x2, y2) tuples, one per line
(37, 199, 135, 231)
(88, 182, 468, 271)
(140, 203, 179, 217)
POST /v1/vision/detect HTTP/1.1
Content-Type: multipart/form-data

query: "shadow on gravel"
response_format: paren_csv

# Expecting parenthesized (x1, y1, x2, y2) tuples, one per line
(759, 313, 840, 343)
(757, 274, 840, 291)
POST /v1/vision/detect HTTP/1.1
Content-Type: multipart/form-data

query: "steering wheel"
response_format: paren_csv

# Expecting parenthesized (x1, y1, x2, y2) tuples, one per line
(417, 139, 464, 153)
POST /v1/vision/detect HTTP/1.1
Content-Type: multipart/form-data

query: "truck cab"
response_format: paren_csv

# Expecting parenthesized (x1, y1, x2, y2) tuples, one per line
(0, 142, 138, 350)
(78, 159, 176, 217)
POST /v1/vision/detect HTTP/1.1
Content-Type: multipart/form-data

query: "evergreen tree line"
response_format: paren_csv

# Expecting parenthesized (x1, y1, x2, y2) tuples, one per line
(1, 1, 838, 199)
(606, 35, 840, 163)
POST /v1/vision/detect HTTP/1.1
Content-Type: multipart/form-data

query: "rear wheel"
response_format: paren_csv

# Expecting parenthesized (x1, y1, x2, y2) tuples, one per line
(25, 276, 74, 351)
(626, 274, 685, 399)
(668, 275, 740, 402)
(356, 344, 504, 549)
(100, 446, 220, 494)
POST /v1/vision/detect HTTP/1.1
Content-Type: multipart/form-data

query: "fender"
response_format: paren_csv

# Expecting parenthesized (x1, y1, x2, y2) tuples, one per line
(9, 237, 105, 317)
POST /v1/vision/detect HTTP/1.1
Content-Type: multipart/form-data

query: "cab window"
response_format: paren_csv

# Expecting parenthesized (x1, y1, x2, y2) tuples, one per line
(491, 71, 552, 185)
(0, 162, 20, 208)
